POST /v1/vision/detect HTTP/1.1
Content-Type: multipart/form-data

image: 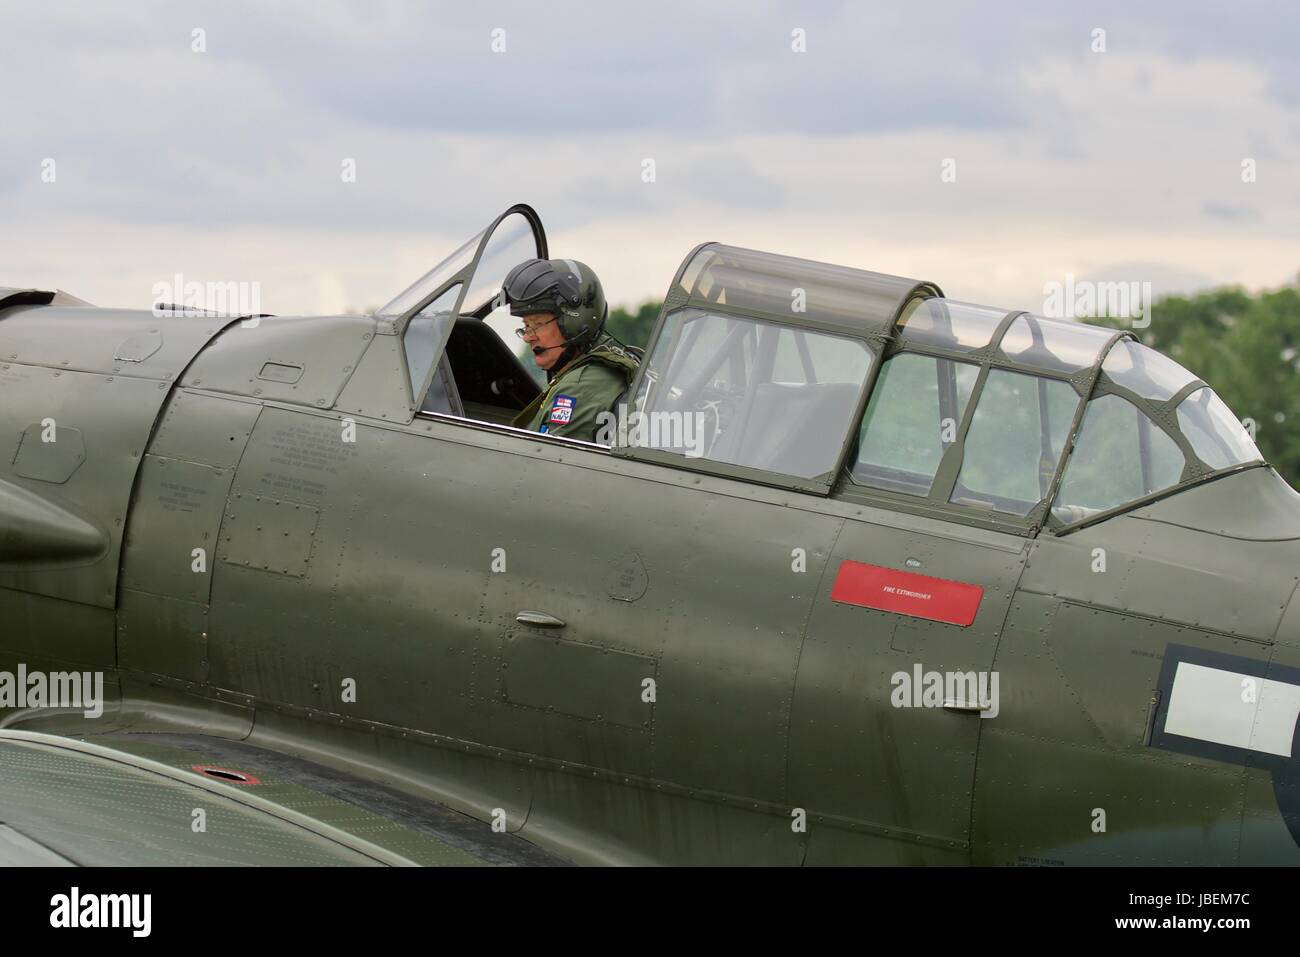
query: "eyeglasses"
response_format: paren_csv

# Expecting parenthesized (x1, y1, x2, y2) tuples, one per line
(514, 317, 558, 339)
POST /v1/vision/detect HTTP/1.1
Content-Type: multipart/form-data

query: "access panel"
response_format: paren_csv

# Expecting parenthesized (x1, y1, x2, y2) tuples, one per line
(789, 509, 1026, 863)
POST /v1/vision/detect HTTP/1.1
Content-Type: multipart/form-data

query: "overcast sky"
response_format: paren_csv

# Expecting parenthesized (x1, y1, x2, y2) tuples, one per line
(3, 1, 1298, 316)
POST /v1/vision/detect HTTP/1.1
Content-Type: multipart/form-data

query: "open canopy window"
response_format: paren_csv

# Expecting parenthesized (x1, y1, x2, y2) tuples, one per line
(377, 206, 546, 324)
(377, 205, 547, 414)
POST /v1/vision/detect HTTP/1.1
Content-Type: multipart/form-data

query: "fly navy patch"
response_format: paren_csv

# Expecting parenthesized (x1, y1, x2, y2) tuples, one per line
(547, 395, 576, 425)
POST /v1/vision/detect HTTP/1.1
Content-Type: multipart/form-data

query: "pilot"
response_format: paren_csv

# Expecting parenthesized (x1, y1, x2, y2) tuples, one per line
(504, 258, 640, 442)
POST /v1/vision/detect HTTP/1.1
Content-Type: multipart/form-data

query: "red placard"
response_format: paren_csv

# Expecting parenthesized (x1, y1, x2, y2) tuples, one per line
(830, 560, 983, 627)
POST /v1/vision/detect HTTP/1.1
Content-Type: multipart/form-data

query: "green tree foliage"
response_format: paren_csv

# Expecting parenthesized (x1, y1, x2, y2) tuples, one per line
(605, 301, 661, 350)
(1092, 284, 1300, 489)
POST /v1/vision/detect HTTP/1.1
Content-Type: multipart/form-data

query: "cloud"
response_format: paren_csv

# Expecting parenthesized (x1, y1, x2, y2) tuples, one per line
(2, 1, 1299, 317)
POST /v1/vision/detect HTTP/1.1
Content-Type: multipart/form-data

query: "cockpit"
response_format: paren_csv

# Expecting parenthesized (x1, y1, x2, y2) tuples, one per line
(379, 205, 1264, 535)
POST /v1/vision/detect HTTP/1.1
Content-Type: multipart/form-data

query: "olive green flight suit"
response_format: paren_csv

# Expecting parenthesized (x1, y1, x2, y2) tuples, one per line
(512, 338, 639, 442)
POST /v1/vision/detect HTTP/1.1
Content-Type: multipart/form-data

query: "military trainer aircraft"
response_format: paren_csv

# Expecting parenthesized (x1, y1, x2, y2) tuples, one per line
(1, 204, 1297, 865)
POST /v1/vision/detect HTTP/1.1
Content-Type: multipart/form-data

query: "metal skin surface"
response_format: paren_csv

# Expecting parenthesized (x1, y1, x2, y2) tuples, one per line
(2, 209, 1299, 866)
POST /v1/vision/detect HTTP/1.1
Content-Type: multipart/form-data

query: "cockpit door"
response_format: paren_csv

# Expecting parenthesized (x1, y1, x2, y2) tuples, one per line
(378, 204, 547, 422)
